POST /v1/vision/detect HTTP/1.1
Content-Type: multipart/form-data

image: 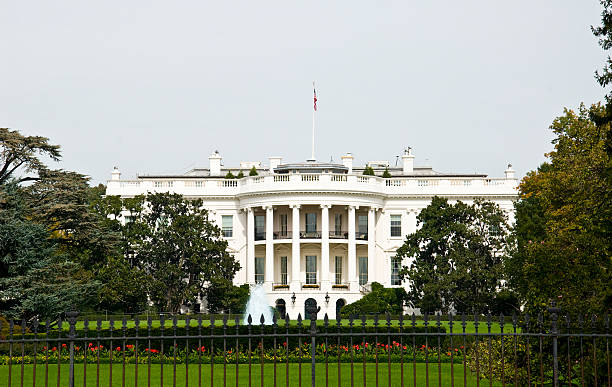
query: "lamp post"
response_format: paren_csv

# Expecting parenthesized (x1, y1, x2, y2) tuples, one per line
(291, 292, 296, 305)
(325, 292, 330, 305)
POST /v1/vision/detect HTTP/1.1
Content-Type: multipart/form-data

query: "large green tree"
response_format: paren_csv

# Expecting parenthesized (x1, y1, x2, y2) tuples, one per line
(125, 193, 240, 313)
(0, 183, 98, 321)
(396, 197, 512, 314)
(507, 104, 611, 315)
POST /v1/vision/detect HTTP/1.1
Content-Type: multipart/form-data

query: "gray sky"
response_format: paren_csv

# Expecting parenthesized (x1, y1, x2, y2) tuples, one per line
(0, 1, 606, 184)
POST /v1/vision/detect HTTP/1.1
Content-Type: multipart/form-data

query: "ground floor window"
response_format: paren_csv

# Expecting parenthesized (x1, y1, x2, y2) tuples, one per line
(358, 256, 368, 285)
(306, 255, 317, 284)
(255, 257, 264, 284)
(304, 298, 318, 320)
(280, 256, 288, 285)
(336, 299, 346, 317)
(391, 256, 401, 285)
(334, 256, 343, 284)
(276, 299, 286, 319)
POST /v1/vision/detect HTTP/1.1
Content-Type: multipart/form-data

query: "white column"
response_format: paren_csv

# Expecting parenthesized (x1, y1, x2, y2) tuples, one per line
(367, 207, 376, 284)
(290, 204, 301, 292)
(348, 205, 357, 291)
(320, 204, 330, 291)
(407, 209, 418, 234)
(246, 208, 255, 285)
(265, 206, 274, 291)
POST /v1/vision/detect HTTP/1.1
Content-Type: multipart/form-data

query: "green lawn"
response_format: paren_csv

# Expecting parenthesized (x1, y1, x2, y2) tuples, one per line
(0, 362, 501, 386)
(71, 319, 515, 334)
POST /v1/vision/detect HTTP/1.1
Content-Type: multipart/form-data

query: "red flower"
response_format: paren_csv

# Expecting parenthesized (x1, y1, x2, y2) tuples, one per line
(115, 346, 121, 351)
(126, 345, 134, 350)
(88, 343, 93, 347)
(62, 343, 67, 348)
(51, 347, 57, 352)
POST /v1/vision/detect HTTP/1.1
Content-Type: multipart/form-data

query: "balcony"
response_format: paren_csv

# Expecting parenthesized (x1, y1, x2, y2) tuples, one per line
(273, 231, 292, 239)
(272, 283, 290, 290)
(329, 231, 348, 239)
(300, 231, 321, 239)
(355, 232, 368, 241)
(331, 283, 349, 290)
(301, 282, 320, 289)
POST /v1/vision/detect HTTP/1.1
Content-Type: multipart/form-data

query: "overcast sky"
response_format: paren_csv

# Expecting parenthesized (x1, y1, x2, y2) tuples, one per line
(0, 1, 606, 184)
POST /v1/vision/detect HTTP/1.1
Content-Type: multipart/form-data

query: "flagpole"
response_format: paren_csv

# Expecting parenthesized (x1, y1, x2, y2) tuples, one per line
(311, 81, 316, 161)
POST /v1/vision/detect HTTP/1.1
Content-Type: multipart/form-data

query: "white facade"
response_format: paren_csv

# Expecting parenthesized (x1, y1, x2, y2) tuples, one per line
(106, 149, 518, 318)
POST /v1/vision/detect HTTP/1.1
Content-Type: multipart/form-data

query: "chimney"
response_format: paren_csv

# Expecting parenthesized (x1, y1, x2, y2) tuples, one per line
(402, 147, 415, 175)
(341, 152, 354, 173)
(209, 150, 222, 176)
(504, 163, 516, 179)
(268, 156, 282, 172)
(111, 166, 121, 180)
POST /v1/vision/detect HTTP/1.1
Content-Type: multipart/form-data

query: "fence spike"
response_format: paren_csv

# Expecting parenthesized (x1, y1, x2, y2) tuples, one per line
(284, 313, 290, 325)
(386, 312, 392, 326)
(605, 313, 609, 331)
(349, 314, 355, 327)
(499, 313, 504, 329)
(486, 312, 492, 331)
(260, 314, 265, 325)
(423, 313, 429, 327)
(565, 314, 571, 331)
(247, 314, 252, 325)
(234, 315, 240, 326)
(323, 313, 329, 327)
(436, 313, 441, 328)
(398, 313, 404, 327)
(591, 314, 597, 331)
(222, 314, 228, 327)
(373, 314, 379, 326)
(272, 313, 277, 325)
(297, 314, 302, 325)
(336, 313, 342, 324)
(411, 312, 417, 328)
(525, 313, 530, 331)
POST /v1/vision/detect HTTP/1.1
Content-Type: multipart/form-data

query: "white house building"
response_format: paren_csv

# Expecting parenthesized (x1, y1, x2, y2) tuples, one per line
(106, 149, 518, 319)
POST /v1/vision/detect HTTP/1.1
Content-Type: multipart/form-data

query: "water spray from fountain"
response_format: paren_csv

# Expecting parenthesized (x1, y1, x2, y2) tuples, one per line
(243, 284, 273, 325)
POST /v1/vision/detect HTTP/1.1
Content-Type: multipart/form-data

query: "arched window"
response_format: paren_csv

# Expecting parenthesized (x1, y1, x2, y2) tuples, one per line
(336, 299, 346, 318)
(275, 299, 286, 319)
(304, 298, 317, 320)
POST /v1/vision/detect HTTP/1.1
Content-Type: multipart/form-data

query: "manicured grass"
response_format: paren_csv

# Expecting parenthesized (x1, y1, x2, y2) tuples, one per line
(71, 319, 515, 334)
(0, 362, 501, 386)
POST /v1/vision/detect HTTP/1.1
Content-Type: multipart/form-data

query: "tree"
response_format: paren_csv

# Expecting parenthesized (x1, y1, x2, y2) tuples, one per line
(249, 166, 258, 176)
(340, 282, 407, 317)
(362, 166, 375, 176)
(593, 1, 612, 121)
(396, 197, 511, 314)
(382, 167, 392, 178)
(0, 183, 99, 321)
(507, 104, 611, 315)
(236, 170, 244, 179)
(0, 128, 61, 185)
(128, 193, 240, 313)
(203, 278, 249, 314)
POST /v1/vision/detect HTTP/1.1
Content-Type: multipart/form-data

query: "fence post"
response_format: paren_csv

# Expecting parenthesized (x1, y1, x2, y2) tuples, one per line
(548, 301, 561, 387)
(66, 310, 79, 387)
(307, 305, 320, 387)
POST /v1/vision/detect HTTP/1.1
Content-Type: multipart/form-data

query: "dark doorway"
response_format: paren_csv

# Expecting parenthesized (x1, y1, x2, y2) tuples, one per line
(275, 299, 286, 319)
(304, 298, 317, 320)
(336, 299, 346, 317)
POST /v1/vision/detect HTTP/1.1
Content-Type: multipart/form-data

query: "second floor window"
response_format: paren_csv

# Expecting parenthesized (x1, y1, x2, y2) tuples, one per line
(390, 215, 402, 237)
(305, 213, 317, 233)
(306, 255, 317, 284)
(280, 214, 288, 237)
(255, 215, 265, 239)
(255, 257, 264, 284)
(334, 214, 342, 235)
(358, 215, 368, 236)
(391, 256, 401, 286)
(222, 215, 233, 237)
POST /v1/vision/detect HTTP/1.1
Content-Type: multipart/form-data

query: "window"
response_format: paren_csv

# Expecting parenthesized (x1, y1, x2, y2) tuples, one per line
(222, 215, 233, 237)
(359, 257, 368, 285)
(334, 214, 342, 235)
(306, 255, 317, 284)
(334, 256, 343, 285)
(280, 214, 288, 237)
(305, 213, 317, 233)
(280, 256, 288, 285)
(358, 215, 368, 238)
(390, 215, 402, 237)
(255, 257, 265, 284)
(255, 215, 265, 240)
(391, 257, 401, 286)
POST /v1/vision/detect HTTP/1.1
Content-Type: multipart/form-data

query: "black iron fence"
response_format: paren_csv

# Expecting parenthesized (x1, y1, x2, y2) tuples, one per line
(0, 308, 609, 386)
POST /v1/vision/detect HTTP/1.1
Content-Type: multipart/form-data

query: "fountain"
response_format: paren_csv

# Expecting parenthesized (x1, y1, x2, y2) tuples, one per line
(243, 284, 274, 325)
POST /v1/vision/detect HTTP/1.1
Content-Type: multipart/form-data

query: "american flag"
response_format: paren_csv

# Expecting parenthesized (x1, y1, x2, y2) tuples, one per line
(313, 82, 317, 111)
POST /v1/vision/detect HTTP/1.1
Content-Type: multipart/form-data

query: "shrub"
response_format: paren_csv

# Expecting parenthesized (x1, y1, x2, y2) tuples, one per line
(362, 166, 375, 176)
(225, 171, 235, 179)
(236, 171, 244, 179)
(382, 167, 392, 178)
(340, 282, 408, 317)
(249, 166, 258, 176)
